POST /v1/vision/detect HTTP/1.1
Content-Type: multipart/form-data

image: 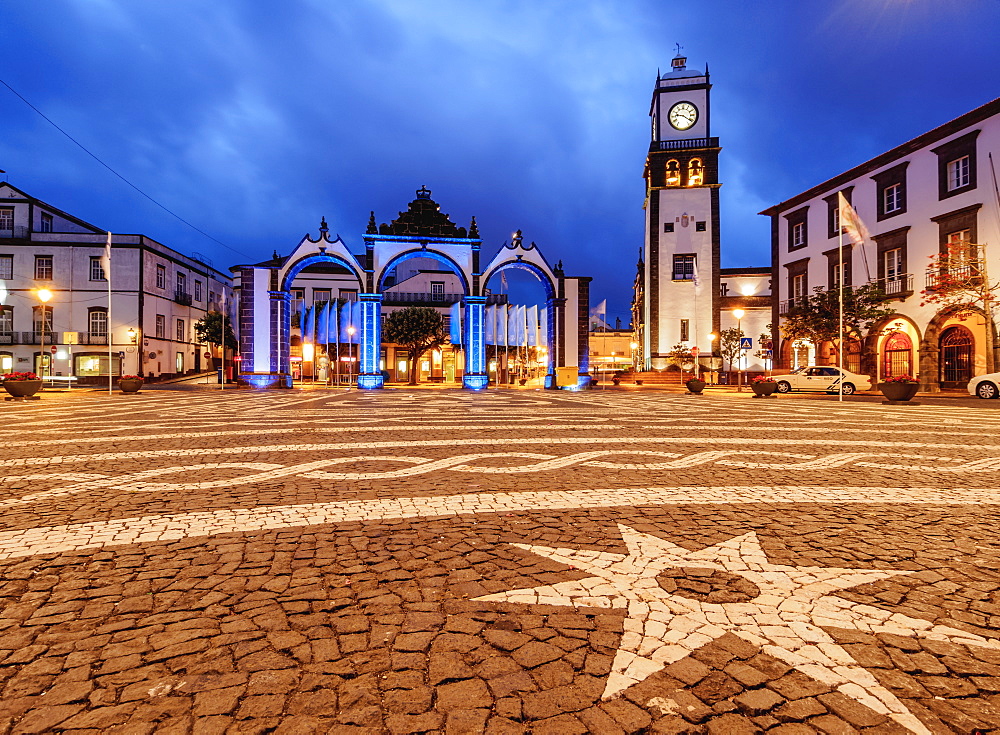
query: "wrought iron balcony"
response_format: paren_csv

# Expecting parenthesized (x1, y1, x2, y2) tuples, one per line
(80, 333, 108, 345)
(871, 274, 913, 297)
(925, 265, 983, 292)
(18, 331, 61, 344)
(778, 298, 799, 316)
(174, 289, 193, 306)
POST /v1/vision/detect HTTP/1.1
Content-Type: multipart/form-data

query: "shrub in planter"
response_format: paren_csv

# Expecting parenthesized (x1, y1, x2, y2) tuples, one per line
(750, 375, 778, 397)
(878, 375, 919, 402)
(118, 374, 144, 394)
(685, 378, 706, 394)
(2, 372, 42, 399)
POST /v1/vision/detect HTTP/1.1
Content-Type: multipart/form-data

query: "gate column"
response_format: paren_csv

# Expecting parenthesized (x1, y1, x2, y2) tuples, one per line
(463, 295, 488, 390)
(357, 293, 384, 389)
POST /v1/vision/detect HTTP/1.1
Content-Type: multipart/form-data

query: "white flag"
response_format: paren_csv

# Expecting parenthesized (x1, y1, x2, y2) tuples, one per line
(100, 231, 112, 277)
(838, 192, 869, 247)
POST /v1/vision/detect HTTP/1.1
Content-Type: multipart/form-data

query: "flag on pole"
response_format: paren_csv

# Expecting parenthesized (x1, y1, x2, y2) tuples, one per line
(339, 302, 351, 343)
(449, 302, 463, 345)
(101, 231, 112, 277)
(498, 305, 508, 347)
(485, 305, 495, 345)
(350, 300, 362, 344)
(838, 192, 869, 247)
(539, 306, 548, 349)
(589, 299, 607, 329)
(500, 271, 509, 293)
(527, 305, 538, 347)
(317, 302, 330, 347)
(518, 305, 527, 347)
(302, 306, 314, 343)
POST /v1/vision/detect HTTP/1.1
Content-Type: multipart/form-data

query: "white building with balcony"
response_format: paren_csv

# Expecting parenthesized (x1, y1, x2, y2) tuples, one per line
(0, 182, 233, 382)
(762, 97, 1000, 391)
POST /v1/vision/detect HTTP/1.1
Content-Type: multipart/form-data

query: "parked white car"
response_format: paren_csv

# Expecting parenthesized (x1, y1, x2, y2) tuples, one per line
(772, 366, 872, 395)
(968, 373, 1000, 399)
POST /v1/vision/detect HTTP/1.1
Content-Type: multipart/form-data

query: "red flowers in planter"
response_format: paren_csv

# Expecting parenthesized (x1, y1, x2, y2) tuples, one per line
(2, 372, 39, 381)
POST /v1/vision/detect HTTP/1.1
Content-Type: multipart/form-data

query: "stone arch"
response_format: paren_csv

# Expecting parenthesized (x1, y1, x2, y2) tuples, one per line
(861, 313, 923, 382)
(280, 251, 365, 294)
(481, 259, 557, 302)
(376, 249, 471, 295)
(919, 307, 985, 392)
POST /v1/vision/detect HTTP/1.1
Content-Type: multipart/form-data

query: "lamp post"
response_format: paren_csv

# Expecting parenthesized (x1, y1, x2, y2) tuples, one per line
(732, 309, 745, 392)
(707, 333, 717, 383)
(35, 289, 53, 380)
(629, 341, 639, 372)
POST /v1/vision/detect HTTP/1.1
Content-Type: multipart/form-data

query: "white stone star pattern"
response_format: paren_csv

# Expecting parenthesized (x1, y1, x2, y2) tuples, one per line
(476, 526, 1000, 734)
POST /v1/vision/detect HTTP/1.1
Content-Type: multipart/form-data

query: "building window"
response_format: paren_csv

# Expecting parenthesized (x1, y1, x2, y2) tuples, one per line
(885, 248, 903, 282)
(884, 184, 902, 214)
(34, 255, 53, 280)
(947, 156, 970, 191)
(932, 130, 977, 200)
(32, 305, 53, 336)
(0, 208, 12, 231)
(339, 289, 358, 301)
(176, 319, 185, 342)
(291, 288, 304, 312)
(176, 272, 187, 295)
(695, 221, 706, 232)
(194, 280, 203, 302)
(155, 314, 165, 338)
(830, 259, 851, 289)
(680, 319, 689, 342)
(719, 283, 729, 297)
(0, 306, 12, 337)
(75, 354, 121, 377)
(89, 256, 106, 281)
(88, 308, 108, 337)
(40, 214, 53, 232)
(176, 352, 184, 373)
(156, 264, 166, 289)
(0, 255, 12, 280)
(672, 254, 696, 281)
(824, 189, 853, 239)
(786, 206, 808, 251)
(663, 222, 674, 233)
(431, 282, 445, 301)
(312, 289, 331, 304)
(789, 272, 807, 310)
(792, 223, 804, 248)
(872, 162, 908, 221)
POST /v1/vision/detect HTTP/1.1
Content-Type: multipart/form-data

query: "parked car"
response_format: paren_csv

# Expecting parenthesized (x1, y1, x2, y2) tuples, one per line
(967, 372, 1000, 399)
(772, 366, 872, 395)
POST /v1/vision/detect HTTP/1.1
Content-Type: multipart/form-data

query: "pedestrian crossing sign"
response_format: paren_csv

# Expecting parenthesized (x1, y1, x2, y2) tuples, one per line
(740, 337, 752, 350)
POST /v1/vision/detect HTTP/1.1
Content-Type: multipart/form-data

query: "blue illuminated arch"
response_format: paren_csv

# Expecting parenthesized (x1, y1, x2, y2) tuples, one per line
(281, 252, 365, 293)
(481, 260, 556, 301)
(376, 249, 471, 295)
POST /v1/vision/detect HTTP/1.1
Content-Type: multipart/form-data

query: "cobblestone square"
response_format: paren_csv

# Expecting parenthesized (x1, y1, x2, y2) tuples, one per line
(1, 389, 999, 734)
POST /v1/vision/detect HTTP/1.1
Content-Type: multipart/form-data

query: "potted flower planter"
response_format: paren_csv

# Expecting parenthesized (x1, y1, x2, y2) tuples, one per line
(878, 380, 919, 403)
(3, 377, 42, 399)
(634, 379, 643, 386)
(751, 380, 778, 397)
(119, 376, 144, 394)
(686, 378, 706, 394)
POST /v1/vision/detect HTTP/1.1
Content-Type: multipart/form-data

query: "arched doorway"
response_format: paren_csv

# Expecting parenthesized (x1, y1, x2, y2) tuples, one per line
(940, 325, 974, 388)
(882, 332, 913, 378)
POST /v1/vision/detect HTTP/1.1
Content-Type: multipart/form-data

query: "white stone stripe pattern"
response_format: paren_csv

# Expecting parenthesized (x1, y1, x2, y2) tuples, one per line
(1, 484, 998, 560)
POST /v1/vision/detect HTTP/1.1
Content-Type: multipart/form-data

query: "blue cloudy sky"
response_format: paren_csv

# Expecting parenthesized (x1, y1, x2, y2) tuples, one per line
(2, 0, 999, 322)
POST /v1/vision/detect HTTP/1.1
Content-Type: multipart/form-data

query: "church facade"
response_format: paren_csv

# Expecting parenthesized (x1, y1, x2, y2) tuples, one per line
(636, 53, 722, 371)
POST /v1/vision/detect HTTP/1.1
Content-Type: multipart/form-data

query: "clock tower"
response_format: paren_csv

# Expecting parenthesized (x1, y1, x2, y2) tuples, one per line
(639, 50, 720, 370)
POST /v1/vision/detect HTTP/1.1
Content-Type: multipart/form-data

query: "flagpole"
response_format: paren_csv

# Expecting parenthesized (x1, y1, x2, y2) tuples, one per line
(220, 292, 225, 391)
(838, 214, 844, 403)
(105, 232, 113, 397)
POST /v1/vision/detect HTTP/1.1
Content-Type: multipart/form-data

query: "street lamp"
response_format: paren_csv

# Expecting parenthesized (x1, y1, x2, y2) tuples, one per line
(732, 309, 745, 392)
(35, 289, 53, 379)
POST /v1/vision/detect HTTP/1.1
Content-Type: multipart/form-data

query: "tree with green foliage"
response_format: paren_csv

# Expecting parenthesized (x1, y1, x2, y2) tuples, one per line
(780, 283, 893, 372)
(194, 311, 238, 351)
(719, 326, 744, 373)
(382, 306, 446, 385)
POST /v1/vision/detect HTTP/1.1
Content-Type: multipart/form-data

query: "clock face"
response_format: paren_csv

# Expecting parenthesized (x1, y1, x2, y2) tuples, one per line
(668, 101, 698, 131)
